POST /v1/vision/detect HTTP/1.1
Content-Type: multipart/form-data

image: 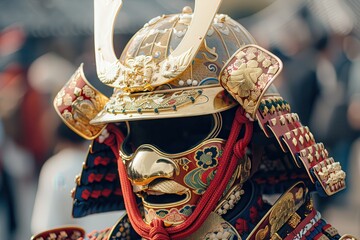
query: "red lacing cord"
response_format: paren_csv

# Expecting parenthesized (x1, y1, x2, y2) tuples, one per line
(104, 107, 253, 240)
(103, 124, 125, 155)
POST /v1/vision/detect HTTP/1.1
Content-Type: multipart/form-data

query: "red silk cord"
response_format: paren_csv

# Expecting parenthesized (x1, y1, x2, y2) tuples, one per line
(104, 107, 253, 239)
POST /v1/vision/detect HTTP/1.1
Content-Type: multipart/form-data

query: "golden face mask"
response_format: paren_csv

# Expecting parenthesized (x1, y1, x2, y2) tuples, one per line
(118, 108, 247, 226)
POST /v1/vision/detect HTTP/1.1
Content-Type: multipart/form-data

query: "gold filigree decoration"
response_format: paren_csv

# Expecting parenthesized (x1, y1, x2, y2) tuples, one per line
(98, 55, 157, 91)
(98, 47, 193, 92)
(176, 158, 191, 171)
(269, 192, 295, 236)
(105, 89, 201, 114)
(201, 39, 219, 62)
(220, 45, 282, 119)
(227, 61, 262, 98)
(98, 60, 121, 84)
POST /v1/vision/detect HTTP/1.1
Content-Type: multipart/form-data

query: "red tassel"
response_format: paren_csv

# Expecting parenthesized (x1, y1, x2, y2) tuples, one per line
(149, 219, 170, 240)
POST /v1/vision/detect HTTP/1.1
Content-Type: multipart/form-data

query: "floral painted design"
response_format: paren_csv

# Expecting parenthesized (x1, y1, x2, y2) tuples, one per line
(184, 168, 216, 195)
(144, 206, 194, 224)
(226, 60, 262, 98)
(179, 205, 195, 217)
(195, 146, 219, 169)
(220, 45, 282, 118)
(184, 146, 219, 194)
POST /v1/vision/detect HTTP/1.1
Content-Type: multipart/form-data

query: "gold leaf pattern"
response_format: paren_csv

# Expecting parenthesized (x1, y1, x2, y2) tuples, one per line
(220, 44, 282, 118)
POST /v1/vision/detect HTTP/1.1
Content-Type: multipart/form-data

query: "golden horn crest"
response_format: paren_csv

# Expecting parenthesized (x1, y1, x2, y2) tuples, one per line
(94, 0, 223, 92)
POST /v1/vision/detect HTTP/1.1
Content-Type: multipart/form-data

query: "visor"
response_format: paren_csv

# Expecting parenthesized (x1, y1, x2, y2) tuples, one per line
(90, 85, 237, 124)
(121, 113, 221, 155)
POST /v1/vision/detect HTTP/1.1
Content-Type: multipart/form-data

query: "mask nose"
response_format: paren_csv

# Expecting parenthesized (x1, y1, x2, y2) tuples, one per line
(127, 146, 179, 186)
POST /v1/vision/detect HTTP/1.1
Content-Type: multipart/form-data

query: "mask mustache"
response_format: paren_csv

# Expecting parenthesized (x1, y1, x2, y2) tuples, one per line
(148, 180, 188, 195)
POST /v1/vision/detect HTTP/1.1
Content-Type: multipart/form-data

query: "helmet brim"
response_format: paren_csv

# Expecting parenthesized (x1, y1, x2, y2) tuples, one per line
(90, 85, 237, 124)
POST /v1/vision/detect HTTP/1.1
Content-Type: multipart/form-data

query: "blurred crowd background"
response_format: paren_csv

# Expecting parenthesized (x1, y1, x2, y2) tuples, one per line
(0, 0, 360, 239)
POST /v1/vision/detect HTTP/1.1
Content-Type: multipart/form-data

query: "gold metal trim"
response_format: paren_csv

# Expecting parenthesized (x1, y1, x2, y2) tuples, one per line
(248, 182, 307, 239)
(90, 85, 236, 124)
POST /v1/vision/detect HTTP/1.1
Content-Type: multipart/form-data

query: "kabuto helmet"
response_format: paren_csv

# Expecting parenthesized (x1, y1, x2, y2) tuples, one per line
(90, 1, 281, 124)
(52, 0, 346, 239)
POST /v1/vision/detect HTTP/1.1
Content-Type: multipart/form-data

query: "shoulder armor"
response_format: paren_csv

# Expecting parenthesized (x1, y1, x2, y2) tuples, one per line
(53, 63, 108, 140)
(256, 96, 346, 196)
(219, 44, 283, 119)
